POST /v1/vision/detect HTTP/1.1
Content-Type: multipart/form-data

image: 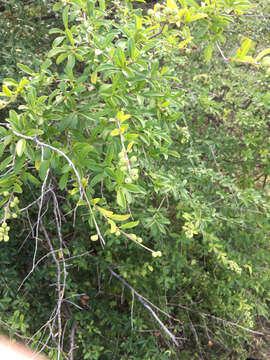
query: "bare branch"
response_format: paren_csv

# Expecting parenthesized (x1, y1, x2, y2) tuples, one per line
(107, 265, 179, 347)
(167, 303, 265, 336)
(149, 22, 166, 40)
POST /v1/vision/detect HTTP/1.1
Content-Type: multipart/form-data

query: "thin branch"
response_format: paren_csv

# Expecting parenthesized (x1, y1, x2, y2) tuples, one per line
(107, 265, 179, 347)
(216, 42, 232, 69)
(149, 22, 166, 40)
(167, 303, 265, 336)
(68, 322, 77, 360)
(7, 127, 105, 246)
(19, 187, 53, 212)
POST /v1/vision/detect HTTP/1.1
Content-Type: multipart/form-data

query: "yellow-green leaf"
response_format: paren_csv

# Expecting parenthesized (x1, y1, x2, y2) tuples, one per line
(236, 38, 252, 59)
(126, 141, 134, 153)
(90, 198, 101, 205)
(97, 206, 114, 217)
(2, 85, 13, 97)
(108, 214, 131, 221)
(90, 234, 99, 241)
(77, 200, 88, 206)
(152, 251, 162, 258)
(135, 15, 142, 30)
(178, 37, 193, 49)
(120, 221, 139, 229)
(188, 13, 207, 22)
(110, 129, 120, 136)
(108, 219, 117, 233)
(91, 71, 98, 84)
(117, 111, 131, 123)
(16, 139, 26, 157)
(255, 48, 270, 63)
(167, 0, 178, 9)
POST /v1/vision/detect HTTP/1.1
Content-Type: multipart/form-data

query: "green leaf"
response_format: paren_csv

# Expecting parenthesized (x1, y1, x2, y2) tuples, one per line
(128, 38, 136, 59)
(16, 139, 26, 157)
(0, 156, 13, 172)
(59, 173, 69, 190)
(13, 183, 23, 193)
(117, 190, 126, 208)
(47, 48, 64, 58)
(39, 160, 50, 181)
(204, 43, 212, 62)
(66, 29, 75, 46)
(26, 173, 41, 185)
(99, 0, 106, 11)
(120, 221, 139, 229)
(168, 150, 180, 158)
(90, 173, 105, 187)
(56, 53, 69, 65)
(17, 63, 35, 75)
(62, 6, 69, 29)
(122, 184, 146, 194)
(14, 156, 25, 174)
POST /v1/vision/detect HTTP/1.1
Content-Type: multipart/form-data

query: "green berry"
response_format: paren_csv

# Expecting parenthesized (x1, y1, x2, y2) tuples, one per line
(125, 177, 132, 184)
(119, 158, 127, 165)
(130, 156, 137, 164)
(163, 8, 172, 15)
(10, 202, 15, 208)
(4, 235, 9, 242)
(130, 168, 138, 176)
(12, 213, 18, 219)
(120, 166, 128, 172)
(3, 191, 9, 197)
(90, 234, 99, 241)
(6, 213, 11, 219)
(115, 231, 121, 237)
(2, 222, 7, 228)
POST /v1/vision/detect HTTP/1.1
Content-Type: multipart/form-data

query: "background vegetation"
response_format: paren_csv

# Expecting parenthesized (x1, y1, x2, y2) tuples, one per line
(0, 0, 270, 359)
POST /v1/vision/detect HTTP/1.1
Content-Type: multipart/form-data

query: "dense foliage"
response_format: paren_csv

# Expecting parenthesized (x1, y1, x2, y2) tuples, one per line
(0, 0, 270, 359)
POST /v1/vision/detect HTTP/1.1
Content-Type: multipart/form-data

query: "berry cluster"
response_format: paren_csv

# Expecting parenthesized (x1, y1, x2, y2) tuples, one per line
(147, 3, 180, 23)
(118, 151, 139, 184)
(0, 222, 10, 242)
